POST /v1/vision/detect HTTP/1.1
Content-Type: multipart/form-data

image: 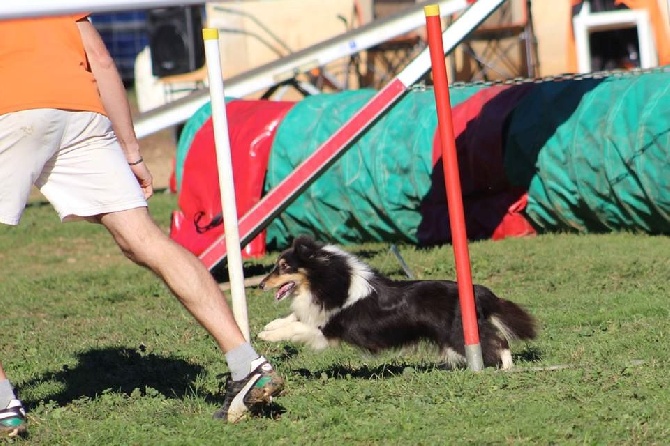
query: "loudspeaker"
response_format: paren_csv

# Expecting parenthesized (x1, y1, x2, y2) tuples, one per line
(147, 5, 205, 77)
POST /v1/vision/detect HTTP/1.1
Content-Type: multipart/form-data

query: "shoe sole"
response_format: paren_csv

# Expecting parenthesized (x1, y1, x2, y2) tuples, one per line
(246, 375, 285, 405)
(225, 376, 285, 423)
(213, 379, 285, 423)
(2, 424, 27, 438)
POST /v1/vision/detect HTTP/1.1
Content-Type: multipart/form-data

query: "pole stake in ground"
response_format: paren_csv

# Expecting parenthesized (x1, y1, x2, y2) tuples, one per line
(424, 4, 483, 371)
(203, 28, 250, 341)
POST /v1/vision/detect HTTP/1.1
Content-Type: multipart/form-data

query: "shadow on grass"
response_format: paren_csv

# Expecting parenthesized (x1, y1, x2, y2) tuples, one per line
(293, 344, 543, 380)
(21, 347, 287, 419)
(293, 362, 447, 380)
(21, 347, 206, 408)
(513, 344, 543, 363)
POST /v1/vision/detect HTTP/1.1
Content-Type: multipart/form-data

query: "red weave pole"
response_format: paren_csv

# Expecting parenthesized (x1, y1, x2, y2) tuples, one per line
(424, 4, 483, 370)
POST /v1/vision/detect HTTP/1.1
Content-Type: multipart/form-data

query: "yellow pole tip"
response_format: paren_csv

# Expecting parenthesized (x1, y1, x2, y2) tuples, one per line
(202, 28, 219, 40)
(424, 4, 440, 17)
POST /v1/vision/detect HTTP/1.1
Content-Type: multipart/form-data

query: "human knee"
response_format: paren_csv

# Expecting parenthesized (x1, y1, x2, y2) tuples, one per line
(118, 240, 142, 264)
(100, 210, 162, 267)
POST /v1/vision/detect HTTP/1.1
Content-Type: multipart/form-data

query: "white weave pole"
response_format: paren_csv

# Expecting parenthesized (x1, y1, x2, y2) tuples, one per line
(202, 28, 250, 341)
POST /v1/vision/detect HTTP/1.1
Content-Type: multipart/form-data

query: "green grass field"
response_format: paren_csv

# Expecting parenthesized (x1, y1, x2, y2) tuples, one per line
(1, 193, 668, 445)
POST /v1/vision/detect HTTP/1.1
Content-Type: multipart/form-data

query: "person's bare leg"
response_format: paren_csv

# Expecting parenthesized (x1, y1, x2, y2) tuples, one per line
(97, 207, 285, 422)
(0, 363, 11, 406)
(0, 361, 26, 436)
(98, 207, 246, 353)
(0, 362, 13, 405)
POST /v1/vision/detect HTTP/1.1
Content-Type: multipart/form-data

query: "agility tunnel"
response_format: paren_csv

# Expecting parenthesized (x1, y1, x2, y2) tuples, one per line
(170, 69, 670, 258)
(505, 71, 670, 234)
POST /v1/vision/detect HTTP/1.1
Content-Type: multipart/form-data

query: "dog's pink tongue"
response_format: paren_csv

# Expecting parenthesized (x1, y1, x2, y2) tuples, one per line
(275, 282, 294, 300)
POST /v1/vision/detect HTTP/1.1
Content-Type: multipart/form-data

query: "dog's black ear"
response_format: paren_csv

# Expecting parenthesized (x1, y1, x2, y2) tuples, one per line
(293, 235, 321, 260)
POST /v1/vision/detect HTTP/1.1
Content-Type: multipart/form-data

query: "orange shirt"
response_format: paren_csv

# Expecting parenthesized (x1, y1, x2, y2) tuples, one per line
(0, 14, 106, 116)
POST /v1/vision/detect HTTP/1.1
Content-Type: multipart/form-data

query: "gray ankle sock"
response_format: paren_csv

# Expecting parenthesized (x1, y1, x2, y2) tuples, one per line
(0, 379, 16, 408)
(225, 343, 261, 381)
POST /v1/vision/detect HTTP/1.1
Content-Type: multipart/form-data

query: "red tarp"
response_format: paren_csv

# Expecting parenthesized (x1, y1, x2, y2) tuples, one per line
(170, 99, 295, 258)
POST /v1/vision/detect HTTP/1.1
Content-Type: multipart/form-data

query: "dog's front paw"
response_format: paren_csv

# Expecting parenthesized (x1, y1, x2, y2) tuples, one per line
(263, 319, 287, 332)
(263, 314, 297, 331)
(258, 329, 287, 342)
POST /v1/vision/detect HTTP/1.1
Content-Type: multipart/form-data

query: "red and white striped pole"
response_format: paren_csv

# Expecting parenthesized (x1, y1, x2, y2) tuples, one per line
(424, 4, 483, 371)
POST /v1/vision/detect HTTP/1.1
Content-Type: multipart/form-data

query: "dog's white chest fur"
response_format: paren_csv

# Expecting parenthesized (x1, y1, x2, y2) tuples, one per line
(291, 289, 329, 327)
(258, 288, 332, 350)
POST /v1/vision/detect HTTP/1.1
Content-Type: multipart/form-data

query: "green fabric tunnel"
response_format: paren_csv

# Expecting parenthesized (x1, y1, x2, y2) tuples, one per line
(173, 69, 670, 254)
(505, 71, 670, 234)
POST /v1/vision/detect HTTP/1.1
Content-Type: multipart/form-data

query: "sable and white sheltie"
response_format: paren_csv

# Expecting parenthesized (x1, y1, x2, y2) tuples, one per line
(258, 235, 537, 369)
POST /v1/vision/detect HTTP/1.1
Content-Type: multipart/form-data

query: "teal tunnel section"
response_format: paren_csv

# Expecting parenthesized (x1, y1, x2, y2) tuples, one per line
(505, 70, 670, 234)
(263, 86, 485, 249)
(173, 69, 670, 255)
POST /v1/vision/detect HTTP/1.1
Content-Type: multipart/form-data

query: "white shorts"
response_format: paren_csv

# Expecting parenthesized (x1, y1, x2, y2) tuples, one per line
(0, 109, 147, 225)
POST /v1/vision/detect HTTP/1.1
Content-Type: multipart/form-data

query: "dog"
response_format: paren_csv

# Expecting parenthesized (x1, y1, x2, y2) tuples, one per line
(258, 235, 537, 369)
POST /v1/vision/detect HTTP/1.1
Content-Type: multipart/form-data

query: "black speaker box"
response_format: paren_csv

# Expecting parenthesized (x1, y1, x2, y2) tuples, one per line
(147, 5, 205, 77)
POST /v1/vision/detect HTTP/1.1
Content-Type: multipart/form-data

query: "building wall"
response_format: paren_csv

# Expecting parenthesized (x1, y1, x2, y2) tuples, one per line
(534, 1, 573, 76)
(533, 0, 670, 76)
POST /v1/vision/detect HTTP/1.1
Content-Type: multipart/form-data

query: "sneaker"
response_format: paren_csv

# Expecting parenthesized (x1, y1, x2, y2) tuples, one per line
(0, 399, 26, 438)
(213, 357, 284, 423)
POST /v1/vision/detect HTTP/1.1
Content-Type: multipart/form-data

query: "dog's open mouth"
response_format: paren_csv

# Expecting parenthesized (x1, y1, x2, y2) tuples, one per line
(275, 281, 296, 301)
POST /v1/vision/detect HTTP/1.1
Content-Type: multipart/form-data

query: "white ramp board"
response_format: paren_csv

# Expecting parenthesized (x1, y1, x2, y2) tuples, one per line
(134, 0, 470, 138)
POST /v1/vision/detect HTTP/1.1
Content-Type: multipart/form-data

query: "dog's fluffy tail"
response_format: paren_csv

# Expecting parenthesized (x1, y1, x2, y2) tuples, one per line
(489, 299, 537, 342)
